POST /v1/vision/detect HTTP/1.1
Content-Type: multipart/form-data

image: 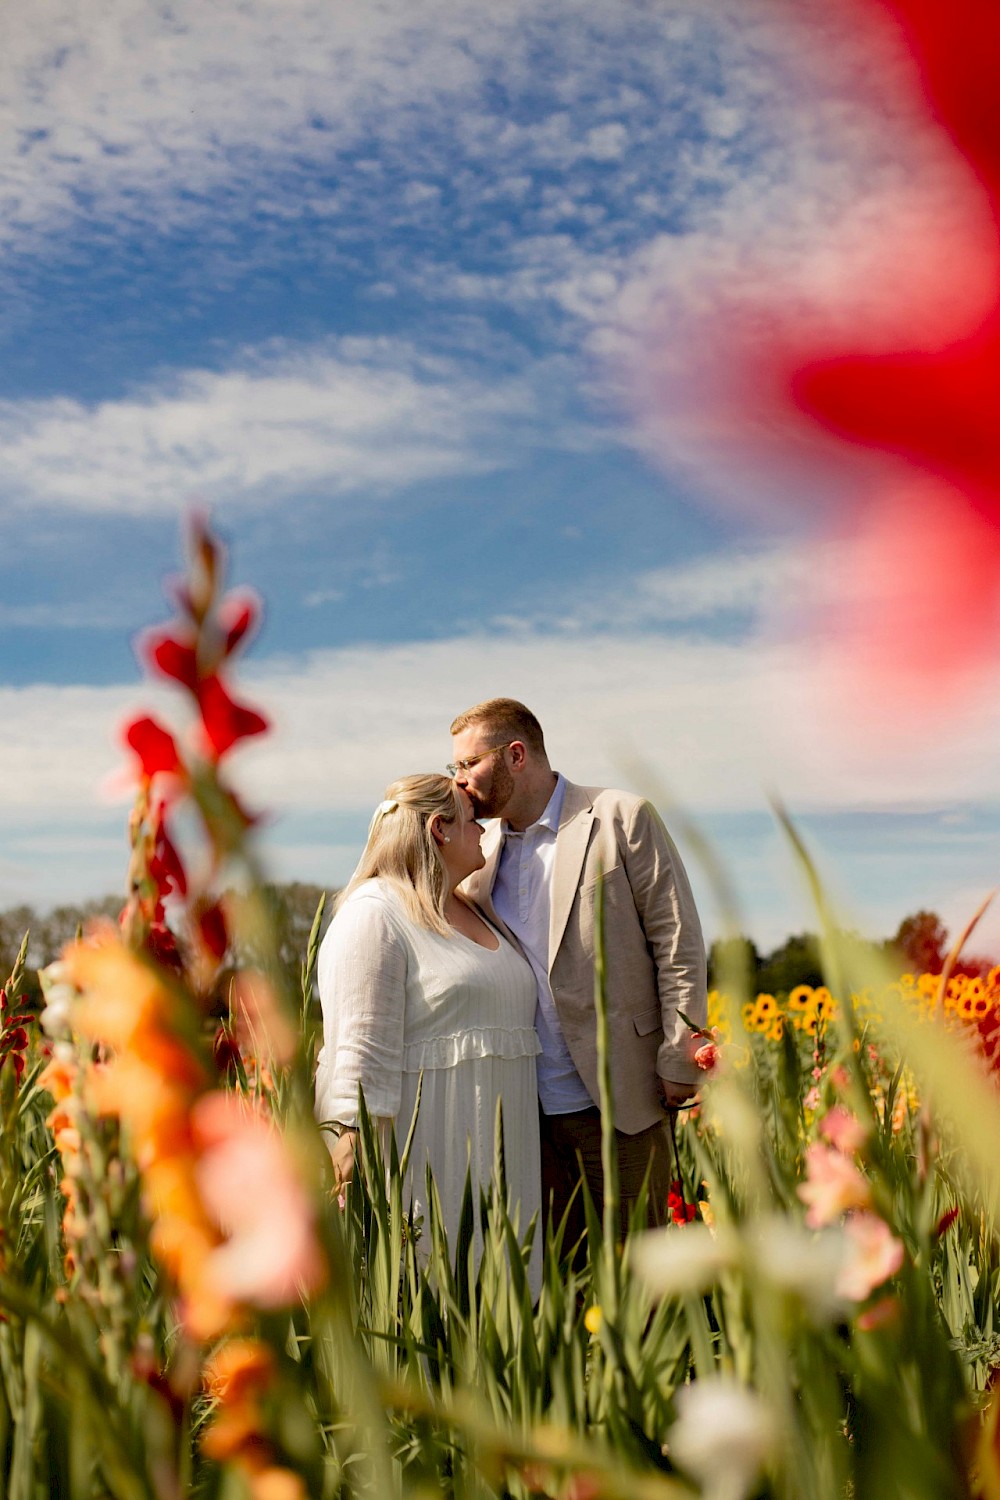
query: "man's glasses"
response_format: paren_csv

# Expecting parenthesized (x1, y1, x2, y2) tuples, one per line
(446, 742, 516, 777)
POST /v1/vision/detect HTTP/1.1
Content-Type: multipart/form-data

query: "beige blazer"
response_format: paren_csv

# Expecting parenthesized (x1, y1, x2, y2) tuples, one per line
(463, 779, 707, 1135)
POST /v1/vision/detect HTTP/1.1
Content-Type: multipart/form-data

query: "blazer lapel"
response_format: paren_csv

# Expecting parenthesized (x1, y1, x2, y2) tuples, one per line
(548, 781, 594, 969)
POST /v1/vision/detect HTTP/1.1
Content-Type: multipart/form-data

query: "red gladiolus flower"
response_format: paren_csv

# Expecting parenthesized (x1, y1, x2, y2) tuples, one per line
(124, 716, 184, 780)
(198, 904, 229, 961)
(667, 1180, 698, 1225)
(145, 631, 200, 694)
(935, 1206, 960, 1237)
(218, 592, 261, 658)
(150, 810, 188, 900)
(196, 675, 269, 760)
(640, 0, 1000, 714)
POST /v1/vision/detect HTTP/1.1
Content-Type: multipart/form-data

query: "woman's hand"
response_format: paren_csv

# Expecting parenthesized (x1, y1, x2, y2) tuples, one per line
(329, 1127, 358, 1190)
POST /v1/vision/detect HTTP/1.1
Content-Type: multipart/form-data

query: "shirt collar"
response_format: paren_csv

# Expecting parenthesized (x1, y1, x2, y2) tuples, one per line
(503, 773, 565, 839)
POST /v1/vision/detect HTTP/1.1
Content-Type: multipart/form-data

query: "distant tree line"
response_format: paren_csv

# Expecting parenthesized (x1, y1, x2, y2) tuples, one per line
(708, 908, 996, 999)
(0, 883, 333, 1010)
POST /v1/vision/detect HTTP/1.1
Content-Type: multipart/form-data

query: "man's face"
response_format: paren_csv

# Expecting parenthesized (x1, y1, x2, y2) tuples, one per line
(450, 726, 516, 819)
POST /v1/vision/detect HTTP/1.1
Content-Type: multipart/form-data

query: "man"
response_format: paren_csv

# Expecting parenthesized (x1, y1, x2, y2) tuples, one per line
(448, 697, 707, 1241)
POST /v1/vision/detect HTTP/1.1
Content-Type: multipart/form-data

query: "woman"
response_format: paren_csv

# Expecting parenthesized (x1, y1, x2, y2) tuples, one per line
(314, 774, 541, 1289)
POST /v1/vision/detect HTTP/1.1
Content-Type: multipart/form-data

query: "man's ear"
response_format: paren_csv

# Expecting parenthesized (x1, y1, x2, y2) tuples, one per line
(509, 740, 527, 769)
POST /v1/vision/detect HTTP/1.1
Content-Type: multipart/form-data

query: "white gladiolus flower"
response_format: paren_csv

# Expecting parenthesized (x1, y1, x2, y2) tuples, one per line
(38, 962, 76, 1039)
(749, 1215, 851, 1321)
(670, 1377, 776, 1500)
(630, 1223, 736, 1297)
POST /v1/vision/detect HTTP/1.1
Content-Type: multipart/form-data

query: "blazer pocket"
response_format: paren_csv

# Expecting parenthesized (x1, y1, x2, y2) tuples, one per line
(580, 863, 627, 895)
(632, 1006, 662, 1037)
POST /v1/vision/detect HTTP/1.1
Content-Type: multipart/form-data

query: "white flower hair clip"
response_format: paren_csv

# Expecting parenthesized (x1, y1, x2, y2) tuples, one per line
(377, 799, 399, 816)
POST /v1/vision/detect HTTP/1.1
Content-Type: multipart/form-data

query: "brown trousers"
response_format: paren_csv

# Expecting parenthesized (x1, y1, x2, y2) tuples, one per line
(539, 1105, 674, 1249)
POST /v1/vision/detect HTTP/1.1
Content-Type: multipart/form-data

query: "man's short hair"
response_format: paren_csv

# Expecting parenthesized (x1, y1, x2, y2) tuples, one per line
(449, 697, 547, 756)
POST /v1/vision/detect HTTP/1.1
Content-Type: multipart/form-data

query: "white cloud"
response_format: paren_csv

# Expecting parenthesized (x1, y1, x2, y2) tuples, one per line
(0, 337, 565, 512)
(4, 620, 999, 823)
(510, 542, 814, 631)
(583, 123, 628, 161)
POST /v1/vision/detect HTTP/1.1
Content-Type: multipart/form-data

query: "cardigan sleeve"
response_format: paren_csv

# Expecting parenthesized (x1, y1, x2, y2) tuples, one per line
(314, 891, 408, 1127)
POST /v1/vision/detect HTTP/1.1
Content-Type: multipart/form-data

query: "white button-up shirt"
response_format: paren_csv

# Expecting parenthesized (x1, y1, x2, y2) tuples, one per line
(492, 773, 593, 1115)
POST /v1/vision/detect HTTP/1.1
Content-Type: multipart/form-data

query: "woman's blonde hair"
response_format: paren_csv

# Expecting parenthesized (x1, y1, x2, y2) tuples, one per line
(338, 774, 464, 935)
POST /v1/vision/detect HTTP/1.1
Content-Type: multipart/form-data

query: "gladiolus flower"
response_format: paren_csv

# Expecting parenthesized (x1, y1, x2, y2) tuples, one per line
(669, 1377, 775, 1500)
(219, 592, 261, 657)
(192, 1092, 326, 1308)
(819, 1105, 869, 1155)
(836, 1212, 905, 1302)
(38, 1050, 77, 1103)
(150, 811, 188, 899)
(198, 903, 229, 961)
(632, 1223, 735, 1297)
(203, 1338, 274, 1407)
(124, 716, 185, 780)
(798, 1142, 873, 1227)
(694, 1041, 719, 1072)
(65, 933, 174, 1050)
(249, 1471, 308, 1500)
(667, 1180, 698, 1225)
(145, 631, 200, 693)
(935, 1205, 960, 1237)
(197, 675, 269, 760)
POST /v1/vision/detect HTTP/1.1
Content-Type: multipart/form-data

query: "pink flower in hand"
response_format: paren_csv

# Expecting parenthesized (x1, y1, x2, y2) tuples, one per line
(836, 1213, 905, 1302)
(798, 1143, 872, 1228)
(694, 1041, 719, 1073)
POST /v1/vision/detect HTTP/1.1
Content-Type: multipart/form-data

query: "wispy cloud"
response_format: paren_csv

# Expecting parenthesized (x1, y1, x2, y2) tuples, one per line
(493, 543, 817, 634)
(0, 337, 578, 512)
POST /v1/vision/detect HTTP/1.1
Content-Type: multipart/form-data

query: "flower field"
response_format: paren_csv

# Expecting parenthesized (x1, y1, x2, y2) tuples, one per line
(2, 520, 999, 1500)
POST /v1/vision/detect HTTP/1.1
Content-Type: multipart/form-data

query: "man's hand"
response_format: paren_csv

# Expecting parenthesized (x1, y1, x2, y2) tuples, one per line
(657, 1076, 698, 1111)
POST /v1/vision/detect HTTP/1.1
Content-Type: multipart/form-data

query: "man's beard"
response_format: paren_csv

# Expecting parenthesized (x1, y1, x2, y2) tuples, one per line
(469, 757, 515, 819)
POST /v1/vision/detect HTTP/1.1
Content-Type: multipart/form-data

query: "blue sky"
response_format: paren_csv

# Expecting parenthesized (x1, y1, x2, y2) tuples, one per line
(3, 0, 999, 955)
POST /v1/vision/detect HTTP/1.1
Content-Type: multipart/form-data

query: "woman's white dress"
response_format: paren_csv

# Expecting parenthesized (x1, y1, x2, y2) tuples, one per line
(315, 878, 541, 1291)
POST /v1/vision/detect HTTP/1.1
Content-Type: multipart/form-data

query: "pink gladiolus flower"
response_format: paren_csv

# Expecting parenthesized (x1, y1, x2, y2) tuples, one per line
(192, 1092, 326, 1307)
(836, 1213, 905, 1301)
(798, 1142, 872, 1227)
(819, 1105, 868, 1155)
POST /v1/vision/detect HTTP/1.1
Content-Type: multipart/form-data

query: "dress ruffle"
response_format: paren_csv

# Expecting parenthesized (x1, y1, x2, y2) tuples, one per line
(402, 1026, 541, 1072)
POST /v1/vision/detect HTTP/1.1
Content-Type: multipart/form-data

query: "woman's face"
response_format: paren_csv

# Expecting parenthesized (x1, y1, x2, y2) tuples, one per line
(442, 788, 486, 881)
